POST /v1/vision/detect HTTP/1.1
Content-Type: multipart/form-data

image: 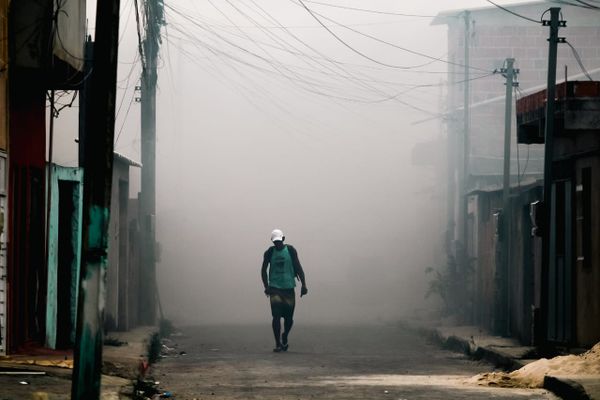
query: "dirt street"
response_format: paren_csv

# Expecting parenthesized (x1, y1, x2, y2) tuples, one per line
(152, 324, 558, 399)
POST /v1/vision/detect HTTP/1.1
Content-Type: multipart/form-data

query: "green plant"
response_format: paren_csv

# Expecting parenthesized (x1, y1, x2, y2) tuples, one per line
(147, 332, 161, 364)
(159, 318, 174, 339)
(425, 245, 475, 321)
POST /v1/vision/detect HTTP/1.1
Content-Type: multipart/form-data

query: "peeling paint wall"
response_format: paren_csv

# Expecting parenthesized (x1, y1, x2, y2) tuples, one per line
(45, 164, 83, 349)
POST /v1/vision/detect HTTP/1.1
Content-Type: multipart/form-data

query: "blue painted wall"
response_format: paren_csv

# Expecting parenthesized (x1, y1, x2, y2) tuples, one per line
(46, 164, 83, 349)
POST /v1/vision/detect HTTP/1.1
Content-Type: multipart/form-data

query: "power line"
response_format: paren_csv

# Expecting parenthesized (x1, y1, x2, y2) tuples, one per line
(177, 19, 466, 75)
(236, 0, 453, 101)
(166, 5, 400, 101)
(484, 0, 542, 23)
(167, 10, 488, 108)
(555, 0, 600, 9)
(119, 0, 134, 44)
(574, 0, 600, 7)
(164, 2, 485, 117)
(294, 0, 490, 72)
(115, 91, 137, 145)
(166, 8, 353, 96)
(133, 0, 147, 72)
(302, 0, 439, 17)
(565, 41, 594, 81)
(166, 22, 447, 114)
(295, 0, 432, 69)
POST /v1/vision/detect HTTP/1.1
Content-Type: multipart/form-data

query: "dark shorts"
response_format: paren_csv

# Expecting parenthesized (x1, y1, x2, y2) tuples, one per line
(269, 287, 295, 318)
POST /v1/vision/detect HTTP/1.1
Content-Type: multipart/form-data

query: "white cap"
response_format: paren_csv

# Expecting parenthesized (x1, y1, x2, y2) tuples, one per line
(271, 229, 284, 242)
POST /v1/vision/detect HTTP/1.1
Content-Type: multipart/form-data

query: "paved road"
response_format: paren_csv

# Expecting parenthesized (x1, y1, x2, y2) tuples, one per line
(153, 324, 557, 400)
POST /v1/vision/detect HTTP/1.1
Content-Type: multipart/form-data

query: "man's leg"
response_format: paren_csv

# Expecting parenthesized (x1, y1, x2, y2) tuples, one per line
(282, 316, 293, 347)
(272, 316, 282, 348)
(270, 293, 284, 351)
(281, 294, 295, 350)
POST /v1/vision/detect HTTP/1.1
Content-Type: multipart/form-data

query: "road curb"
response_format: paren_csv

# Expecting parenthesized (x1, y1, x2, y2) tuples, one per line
(543, 376, 590, 400)
(471, 346, 525, 371)
(414, 323, 596, 400)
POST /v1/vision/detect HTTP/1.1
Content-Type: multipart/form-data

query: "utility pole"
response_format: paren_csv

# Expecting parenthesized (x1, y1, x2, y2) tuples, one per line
(453, 10, 471, 318)
(499, 58, 518, 336)
(458, 10, 471, 255)
(78, 37, 93, 167)
(462, 10, 471, 245)
(139, 0, 164, 325)
(540, 7, 564, 345)
(71, 0, 120, 398)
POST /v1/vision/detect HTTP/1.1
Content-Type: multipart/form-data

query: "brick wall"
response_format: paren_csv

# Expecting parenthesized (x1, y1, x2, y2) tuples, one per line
(443, 3, 600, 177)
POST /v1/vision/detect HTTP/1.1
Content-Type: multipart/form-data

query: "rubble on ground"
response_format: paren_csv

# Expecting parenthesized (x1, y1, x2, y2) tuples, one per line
(469, 341, 600, 388)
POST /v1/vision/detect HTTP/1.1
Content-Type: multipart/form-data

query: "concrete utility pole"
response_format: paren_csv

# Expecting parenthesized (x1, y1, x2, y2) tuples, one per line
(71, 0, 120, 398)
(499, 58, 518, 336)
(540, 7, 564, 344)
(458, 10, 471, 254)
(139, 0, 164, 325)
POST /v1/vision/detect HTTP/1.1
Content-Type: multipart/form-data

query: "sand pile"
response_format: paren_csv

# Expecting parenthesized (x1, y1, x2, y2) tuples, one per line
(468, 341, 600, 388)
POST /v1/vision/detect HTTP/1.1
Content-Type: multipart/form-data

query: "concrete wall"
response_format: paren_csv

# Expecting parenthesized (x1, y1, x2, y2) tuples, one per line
(127, 198, 141, 329)
(473, 192, 501, 331)
(105, 159, 130, 331)
(507, 186, 542, 345)
(574, 156, 600, 347)
(471, 183, 542, 342)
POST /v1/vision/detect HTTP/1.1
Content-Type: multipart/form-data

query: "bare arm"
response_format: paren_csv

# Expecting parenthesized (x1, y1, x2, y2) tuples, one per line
(261, 259, 269, 291)
(261, 248, 271, 293)
(289, 246, 307, 295)
(295, 260, 306, 288)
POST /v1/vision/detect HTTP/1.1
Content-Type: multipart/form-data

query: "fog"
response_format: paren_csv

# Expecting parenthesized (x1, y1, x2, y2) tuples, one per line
(152, 0, 450, 326)
(75, 0, 524, 326)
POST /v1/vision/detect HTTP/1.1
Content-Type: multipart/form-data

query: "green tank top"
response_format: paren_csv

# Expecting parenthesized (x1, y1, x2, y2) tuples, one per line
(269, 245, 296, 289)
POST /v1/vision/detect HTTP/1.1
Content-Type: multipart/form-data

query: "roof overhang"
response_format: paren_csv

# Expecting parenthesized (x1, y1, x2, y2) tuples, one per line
(114, 152, 142, 168)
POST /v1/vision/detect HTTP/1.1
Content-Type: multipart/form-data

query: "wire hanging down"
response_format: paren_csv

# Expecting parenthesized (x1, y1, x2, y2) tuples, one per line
(565, 41, 594, 81)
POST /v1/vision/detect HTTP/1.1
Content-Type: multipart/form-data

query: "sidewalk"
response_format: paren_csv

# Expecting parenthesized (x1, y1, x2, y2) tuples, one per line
(0, 326, 157, 400)
(406, 319, 600, 400)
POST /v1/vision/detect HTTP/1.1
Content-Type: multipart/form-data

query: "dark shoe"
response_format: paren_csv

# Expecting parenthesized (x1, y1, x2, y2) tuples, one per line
(273, 345, 283, 353)
(282, 342, 289, 352)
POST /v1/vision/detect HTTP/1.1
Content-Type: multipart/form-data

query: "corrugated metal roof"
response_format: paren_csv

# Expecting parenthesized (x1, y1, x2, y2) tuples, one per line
(467, 175, 543, 194)
(114, 152, 142, 168)
(517, 81, 600, 115)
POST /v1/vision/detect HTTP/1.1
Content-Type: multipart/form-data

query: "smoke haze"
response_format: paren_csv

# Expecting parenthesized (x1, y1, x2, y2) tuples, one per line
(98, 0, 525, 325)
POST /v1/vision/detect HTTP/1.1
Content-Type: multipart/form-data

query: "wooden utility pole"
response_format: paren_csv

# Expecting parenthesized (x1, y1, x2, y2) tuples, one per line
(540, 7, 563, 345)
(71, 0, 120, 398)
(78, 37, 93, 167)
(139, 0, 163, 324)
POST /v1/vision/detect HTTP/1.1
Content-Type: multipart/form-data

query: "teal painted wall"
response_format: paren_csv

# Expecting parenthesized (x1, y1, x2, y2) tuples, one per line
(46, 165, 83, 349)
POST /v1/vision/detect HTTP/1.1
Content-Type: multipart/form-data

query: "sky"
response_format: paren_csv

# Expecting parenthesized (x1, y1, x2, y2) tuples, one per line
(57, 0, 548, 326)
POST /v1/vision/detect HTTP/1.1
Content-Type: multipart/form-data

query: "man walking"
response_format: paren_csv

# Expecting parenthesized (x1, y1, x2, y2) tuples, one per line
(261, 229, 308, 352)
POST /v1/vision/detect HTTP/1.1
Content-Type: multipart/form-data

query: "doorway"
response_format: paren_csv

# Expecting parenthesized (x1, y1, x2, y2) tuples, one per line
(45, 165, 83, 349)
